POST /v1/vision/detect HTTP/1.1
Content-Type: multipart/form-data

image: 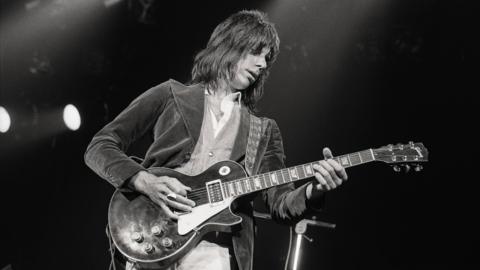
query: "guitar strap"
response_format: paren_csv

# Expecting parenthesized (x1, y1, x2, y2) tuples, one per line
(244, 114, 267, 176)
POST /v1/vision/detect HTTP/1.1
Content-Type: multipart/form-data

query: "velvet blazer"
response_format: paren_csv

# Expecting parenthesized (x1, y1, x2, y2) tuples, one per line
(84, 79, 316, 270)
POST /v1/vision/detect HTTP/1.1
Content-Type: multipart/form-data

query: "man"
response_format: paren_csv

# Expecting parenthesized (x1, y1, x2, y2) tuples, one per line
(85, 10, 347, 270)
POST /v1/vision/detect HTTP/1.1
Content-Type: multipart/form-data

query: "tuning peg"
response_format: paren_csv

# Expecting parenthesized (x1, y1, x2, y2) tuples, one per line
(393, 165, 401, 172)
(414, 164, 423, 172)
(404, 164, 411, 173)
(144, 243, 154, 253)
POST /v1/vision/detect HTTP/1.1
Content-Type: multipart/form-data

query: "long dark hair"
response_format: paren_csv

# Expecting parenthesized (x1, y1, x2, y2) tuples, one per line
(190, 10, 280, 111)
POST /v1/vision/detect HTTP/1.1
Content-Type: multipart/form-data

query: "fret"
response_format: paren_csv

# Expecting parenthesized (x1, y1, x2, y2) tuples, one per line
(275, 172, 285, 184)
(259, 176, 270, 188)
(228, 182, 235, 197)
(369, 149, 375, 161)
(232, 181, 238, 195)
(253, 176, 262, 190)
(240, 180, 246, 194)
(265, 174, 272, 188)
(261, 174, 269, 188)
(233, 182, 238, 196)
(245, 177, 255, 192)
(304, 163, 314, 176)
(224, 183, 229, 197)
(260, 173, 271, 188)
(337, 155, 351, 167)
(276, 170, 283, 184)
(275, 170, 285, 183)
(221, 183, 227, 198)
(250, 177, 256, 191)
(243, 179, 249, 193)
(264, 175, 269, 189)
(298, 165, 306, 179)
(222, 183, 229, 198)
(350, 153, 361, 165)
(236, 181, 243, 194)
(245, 179, 252, 192)
(347, 155, 353, 166)
(360, 150, 374, 163)
(282, 169, 291, 183)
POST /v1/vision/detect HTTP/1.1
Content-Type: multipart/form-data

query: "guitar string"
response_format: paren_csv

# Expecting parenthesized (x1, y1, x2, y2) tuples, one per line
(175, 151, 415, 200)
(184, 161, 334, 197)
(184, 162, 342, 198)
(165, 152, 416, 214)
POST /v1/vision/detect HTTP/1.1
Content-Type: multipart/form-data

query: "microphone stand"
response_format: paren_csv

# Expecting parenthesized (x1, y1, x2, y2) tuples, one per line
(253, 211, 335, 270)
(290, 217, 336, 270)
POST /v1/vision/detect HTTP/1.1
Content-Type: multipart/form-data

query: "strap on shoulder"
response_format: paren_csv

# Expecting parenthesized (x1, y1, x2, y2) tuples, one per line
(244, 115, 268, 176)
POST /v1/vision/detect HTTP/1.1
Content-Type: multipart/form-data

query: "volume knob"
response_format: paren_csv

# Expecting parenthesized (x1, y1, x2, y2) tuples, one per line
(131, 232, 143, 243)
(161, 237, 173, 248)
(151, 225, 163, 236)
(144, 243, 154, 253)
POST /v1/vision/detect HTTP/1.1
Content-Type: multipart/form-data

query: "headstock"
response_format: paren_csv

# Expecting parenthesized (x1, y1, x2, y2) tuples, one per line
(373, 142, 428, 172)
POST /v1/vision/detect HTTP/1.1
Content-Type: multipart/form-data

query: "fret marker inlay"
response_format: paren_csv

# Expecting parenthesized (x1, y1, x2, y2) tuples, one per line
(271, 173, 278, 184)
(236, 182, 243, 194)
(289, 168, 298, 179)
(254, 177, 261, 189)
(305, 165, 313, 175)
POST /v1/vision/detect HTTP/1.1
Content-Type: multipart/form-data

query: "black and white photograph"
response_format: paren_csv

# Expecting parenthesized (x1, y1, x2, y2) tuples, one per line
(0, 0, 478, 269)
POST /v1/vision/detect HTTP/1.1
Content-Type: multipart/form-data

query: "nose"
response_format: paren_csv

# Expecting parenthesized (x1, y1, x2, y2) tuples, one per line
(255, 56, 267, 70)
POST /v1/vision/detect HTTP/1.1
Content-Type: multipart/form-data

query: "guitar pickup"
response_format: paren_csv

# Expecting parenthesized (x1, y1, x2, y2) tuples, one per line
(206, 179, 225, 205)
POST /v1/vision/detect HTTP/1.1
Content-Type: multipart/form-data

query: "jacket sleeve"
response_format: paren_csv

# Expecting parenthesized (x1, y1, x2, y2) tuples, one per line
(84, 81, 171, 188)
(260, 119, 322, 224)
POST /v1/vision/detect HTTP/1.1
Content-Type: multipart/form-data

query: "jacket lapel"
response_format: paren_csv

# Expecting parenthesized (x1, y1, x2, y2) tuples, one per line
(230, 105, 250, 162)
(171, 80, 249, 162)
(171, 81, 205, 145)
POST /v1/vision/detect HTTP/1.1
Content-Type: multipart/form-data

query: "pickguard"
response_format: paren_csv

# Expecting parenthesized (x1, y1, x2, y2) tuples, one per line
(177, 197, 233, 235)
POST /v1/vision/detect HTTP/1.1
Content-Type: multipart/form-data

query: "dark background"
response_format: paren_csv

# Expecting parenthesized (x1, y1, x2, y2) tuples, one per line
(1, 0, 478, 269)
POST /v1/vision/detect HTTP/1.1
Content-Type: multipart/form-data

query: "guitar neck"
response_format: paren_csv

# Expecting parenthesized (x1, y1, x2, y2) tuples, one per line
(222, 149, 375, 198)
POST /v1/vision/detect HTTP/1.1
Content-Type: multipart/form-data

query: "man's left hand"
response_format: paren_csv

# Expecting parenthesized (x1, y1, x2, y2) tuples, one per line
(306, 147, 348, 199)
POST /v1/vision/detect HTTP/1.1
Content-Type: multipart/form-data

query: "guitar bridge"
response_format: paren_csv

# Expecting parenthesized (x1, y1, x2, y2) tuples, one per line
(206, 179, 225, 205)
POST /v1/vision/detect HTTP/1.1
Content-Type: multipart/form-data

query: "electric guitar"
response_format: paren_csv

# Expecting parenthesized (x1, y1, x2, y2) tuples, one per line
(108, 142, 428, 268)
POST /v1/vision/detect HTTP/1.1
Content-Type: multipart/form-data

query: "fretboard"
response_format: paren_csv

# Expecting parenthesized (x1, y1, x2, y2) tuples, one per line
(222, 149, 375, 198)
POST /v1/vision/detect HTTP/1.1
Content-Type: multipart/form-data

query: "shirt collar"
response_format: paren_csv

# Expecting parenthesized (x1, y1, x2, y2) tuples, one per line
(205, 89, 242, 105)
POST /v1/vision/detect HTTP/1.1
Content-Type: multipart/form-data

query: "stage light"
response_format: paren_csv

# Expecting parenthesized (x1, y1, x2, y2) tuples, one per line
(104, 0, 124, 8)
(63, 104, 81, 131)
(0, 106, 11, 133)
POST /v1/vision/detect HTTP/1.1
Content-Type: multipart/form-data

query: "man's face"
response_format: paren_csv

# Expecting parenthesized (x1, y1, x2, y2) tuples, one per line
(230, 47, 270, 90)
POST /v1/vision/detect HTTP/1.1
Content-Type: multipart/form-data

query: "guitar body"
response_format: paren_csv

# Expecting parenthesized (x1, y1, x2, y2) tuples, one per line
(108, 160, 246, 269)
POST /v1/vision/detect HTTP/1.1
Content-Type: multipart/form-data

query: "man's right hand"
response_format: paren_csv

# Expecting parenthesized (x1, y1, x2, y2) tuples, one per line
(130, 171, 196, 220)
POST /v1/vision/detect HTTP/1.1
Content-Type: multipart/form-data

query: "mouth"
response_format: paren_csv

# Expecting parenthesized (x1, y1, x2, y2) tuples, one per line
(246, 70, 259, 81)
